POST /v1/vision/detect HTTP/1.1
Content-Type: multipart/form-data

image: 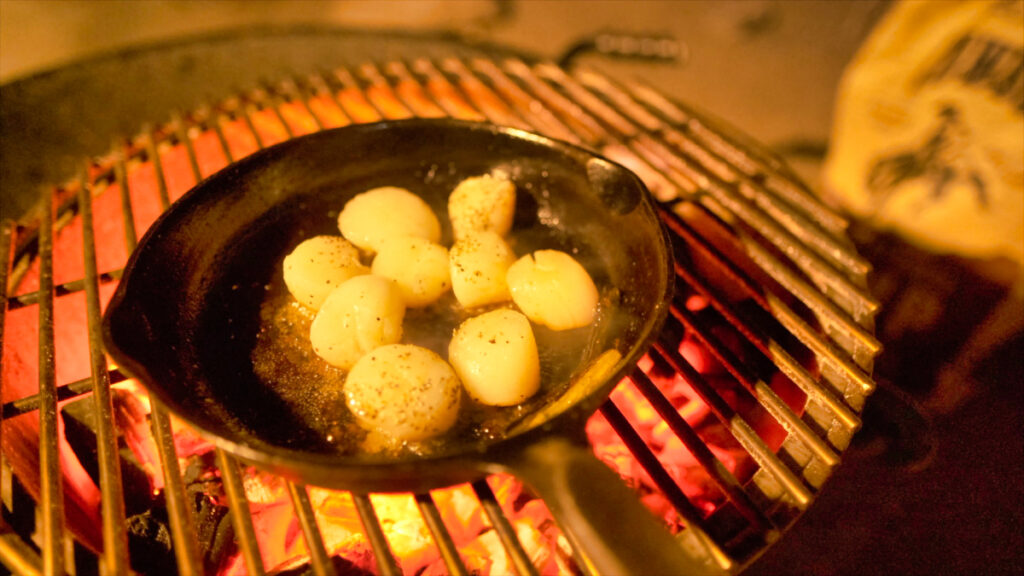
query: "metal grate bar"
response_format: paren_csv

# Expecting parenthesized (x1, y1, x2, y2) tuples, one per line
(4, 188, 80, 290)
(149, 403, 202, 575)
(667, 231, 861, 431)
(472, 479, 539, 576)
(659, 207, 875, 398)
(358, 62, 416, 120)
(1, 367, 125, 421)
(409, 59, 486, 122)
(2, 375, 103, 419)
(36, 187, 66, 575)
(391, 59, 456, 120)
(287, 483, 337, 576)
(467, 58, 679, 206)
(280, 77, 328, 132)
(0, 523, 42, 575)
(506, 60, 875, 344)
(181, 100, 231, 177)
(677, 201, 879, 375)
(627, 367, 774, 534)
(141, 126, 204, 576)
(145, 127, 173, 209)
(414, 492, 471, 576)
(728, 209, 879, 337)
(256, 86, 299, 140)
(237, 100, 269, 151)
(350, 63, 413, 121)
(468, 58, 580, 144)
(481, 59, 872, 459)
(534, 63, 639, 137)
(600, 400, 706, 523)
(331, 68, 385, 123)
(209, 109, 237, 166)
(599, 400, 734, 572)
(436, 58, 532, 130)
(530, 62, 878, 321)
(217, 108, 246, 164)
(299, 72, 352, 129)
(652, 333, 814, 508)
(275, 80, 324, 137)
(0, 219, 11, 402)
(306, 71, 355, 127)
(112, 151, 139, 259)
(237, 90, 286, 145)
(502, 58, 609, 144)
(622, 80, 850, 235)
(715, 207, 880, 363)
(674, 298, 840, 467)
(229, 99, 339, 575)
(0, 220, 23, 573)
(5, 272, 120, 310)
(568, 70, 664, 133)
(79, 172, 131, 574)
(403, 57, 495, 123)
(209, 101, 260, 159)
(173, 114, 204, 184)
(572, 67, 870, 278)
(353, 494, 402, 576)
(381, 60, 447, 118)
(686, 132, 866, 278)
(216, 450, 266, 575)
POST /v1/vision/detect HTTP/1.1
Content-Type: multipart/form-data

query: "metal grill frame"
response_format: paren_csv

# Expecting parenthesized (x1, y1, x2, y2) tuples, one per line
(0, 56, 878, 576)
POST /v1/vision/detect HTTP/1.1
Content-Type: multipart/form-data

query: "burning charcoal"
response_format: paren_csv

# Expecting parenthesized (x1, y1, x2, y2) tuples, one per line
(193, 488, 237, 574)
(123, 457, 237, 575)
(272, 555, 375, 576)
(62, 392, 238, 573)
(182, 451, 222, 493)
(60, 393, 156, 516)
(126, 507, 175, 575)
(182, 452, 238, 574)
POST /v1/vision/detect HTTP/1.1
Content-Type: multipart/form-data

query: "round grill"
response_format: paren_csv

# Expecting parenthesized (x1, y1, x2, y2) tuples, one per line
(1, 53, 878, 575)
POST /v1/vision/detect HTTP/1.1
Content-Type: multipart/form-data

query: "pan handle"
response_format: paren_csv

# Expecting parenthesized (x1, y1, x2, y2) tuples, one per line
(503, 434, 728, 576)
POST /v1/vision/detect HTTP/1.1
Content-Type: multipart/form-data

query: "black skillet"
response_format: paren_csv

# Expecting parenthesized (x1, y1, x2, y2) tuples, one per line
(103, 118, 716, 575)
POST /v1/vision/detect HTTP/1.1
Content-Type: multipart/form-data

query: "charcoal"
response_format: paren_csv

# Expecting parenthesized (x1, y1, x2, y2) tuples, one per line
(59, 392, 240, 573)
(272, 555, 375, 576)
(126, 505, 175, 575)
(191, 485, 237, 574)
(124, 461, 237, 575)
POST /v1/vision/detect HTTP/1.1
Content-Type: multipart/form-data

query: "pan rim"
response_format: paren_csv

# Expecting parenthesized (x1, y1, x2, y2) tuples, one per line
(101, 117, 674, 487)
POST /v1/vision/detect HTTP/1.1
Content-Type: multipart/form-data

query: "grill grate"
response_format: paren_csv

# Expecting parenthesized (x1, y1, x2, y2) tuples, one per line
(1, 56, 878, 575)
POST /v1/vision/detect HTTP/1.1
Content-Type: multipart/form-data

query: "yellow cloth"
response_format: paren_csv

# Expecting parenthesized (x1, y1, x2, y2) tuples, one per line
(824, 0, 1023, 264)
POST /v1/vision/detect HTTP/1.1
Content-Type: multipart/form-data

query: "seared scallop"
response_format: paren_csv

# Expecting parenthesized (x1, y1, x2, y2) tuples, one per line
(282, 235, 368, 310)
(338, 186, 441, 253)
(449, 308, 540, 406)
(506, 250, 598, 330)
(345, 344, 462, 441)
(309, 275, 405, 370)
(448, 173, 516, 240)
(371, 236, 451, 308)
(449, 231, 515, 308)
